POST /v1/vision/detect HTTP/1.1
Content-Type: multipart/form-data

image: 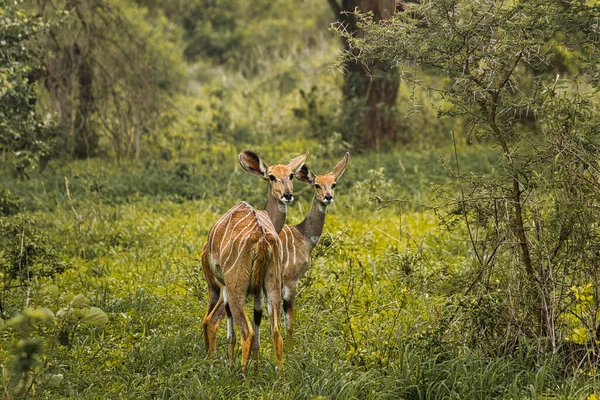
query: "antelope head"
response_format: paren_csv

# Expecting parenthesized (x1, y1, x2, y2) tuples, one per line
(239, 150, 309, 205)
(297, 152, 349, 209)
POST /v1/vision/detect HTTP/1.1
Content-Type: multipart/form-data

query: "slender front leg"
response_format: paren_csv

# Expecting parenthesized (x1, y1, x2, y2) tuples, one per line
(282, 283, 297, 346)
(202, 285, 222, 357)
(223, 289, 237, 368)
(227, 289, 254, 374)
(208, 301, 227, 350)
(267, 291, 284, 374)
(265, 265, 284, 374)
(225, 303, 238, 367)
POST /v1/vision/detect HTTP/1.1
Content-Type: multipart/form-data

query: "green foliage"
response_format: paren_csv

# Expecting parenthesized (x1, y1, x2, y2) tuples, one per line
(3, 0, 600, 397)
(179, 0, 241, 63)
(180, 0, 331, 74)
(1, 146, 600, 397)
(1, 293, 107, 397)
(36, 0, 186, 160)
(292, 86, 338, 140)
(0, 1, 55, 176)
(340, 0, 600, 360)
(0, 216, 65, 281)
(0, 189, 21, 216)
(139, 0, 331, 76)
(0, 216, 68, 316)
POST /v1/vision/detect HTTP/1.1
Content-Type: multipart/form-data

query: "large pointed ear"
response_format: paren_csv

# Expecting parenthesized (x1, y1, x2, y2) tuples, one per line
(331, 152, 349, 180)
(288, 151, 309, 174)
(239, 150, 269, 179)
(295, 164, 316, 185)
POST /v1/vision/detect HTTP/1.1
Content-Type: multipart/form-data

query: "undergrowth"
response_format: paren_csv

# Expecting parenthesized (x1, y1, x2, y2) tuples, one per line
(0, 145, 597, 399)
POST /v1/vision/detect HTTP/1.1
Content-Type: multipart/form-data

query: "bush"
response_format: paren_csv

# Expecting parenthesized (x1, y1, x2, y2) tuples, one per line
(0, 216, 68, 315)
(0, 189, 21, 216)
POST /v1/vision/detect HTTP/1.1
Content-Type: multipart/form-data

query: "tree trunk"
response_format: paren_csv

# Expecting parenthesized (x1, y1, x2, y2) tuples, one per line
(330, 0, 399, 149)
(72, 43, 97, 159)
(343, 60, 399, 148)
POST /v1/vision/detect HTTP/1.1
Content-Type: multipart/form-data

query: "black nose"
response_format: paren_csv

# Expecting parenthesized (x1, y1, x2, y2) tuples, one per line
(324, 195, 333, 202)
(283, 192, 293, 201)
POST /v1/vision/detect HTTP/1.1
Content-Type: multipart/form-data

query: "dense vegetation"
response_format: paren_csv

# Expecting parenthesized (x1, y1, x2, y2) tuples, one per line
(1, 0, 600, 398)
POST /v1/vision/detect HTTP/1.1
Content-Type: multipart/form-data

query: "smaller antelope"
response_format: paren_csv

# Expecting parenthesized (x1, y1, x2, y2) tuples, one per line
(201, 150, 308, 374)
(280, 152, 349, 343)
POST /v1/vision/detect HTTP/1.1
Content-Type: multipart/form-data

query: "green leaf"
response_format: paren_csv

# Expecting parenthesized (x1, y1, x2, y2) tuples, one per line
(24, 307, 55, 322)
(6, 314, 24, 328)
(81, 307, 108, 327)
(47, 374, 63, 387)
(0, 318, 4, 331)
(70, 294, 89, 308)
(42, 284, 59, 297)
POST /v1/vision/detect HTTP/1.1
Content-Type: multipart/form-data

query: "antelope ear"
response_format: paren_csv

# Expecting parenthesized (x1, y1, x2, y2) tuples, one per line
(288, 151, 309, 174)
(331, 152, 349, 180)
(295, 164, 316, 185)
(239, 150, 269, 179)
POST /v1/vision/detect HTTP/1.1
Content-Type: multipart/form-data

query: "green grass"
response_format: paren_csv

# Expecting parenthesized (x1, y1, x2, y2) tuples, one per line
(1, 145, 598, 399)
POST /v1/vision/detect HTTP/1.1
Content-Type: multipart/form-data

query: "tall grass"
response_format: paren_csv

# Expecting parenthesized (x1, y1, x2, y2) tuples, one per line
(1, 146, 598, 398)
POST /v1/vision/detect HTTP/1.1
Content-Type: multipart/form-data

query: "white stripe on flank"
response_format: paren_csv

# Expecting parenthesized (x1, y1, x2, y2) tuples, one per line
(223, 221, 257, 267)
(222, 211, 255, 263)
(290, 229, 297, 265)
(217, 208, 247, 254)
(207, 203, 254, 266)
(205, 201, 285, 296)
(209, 206, 236, 255)
(282, 227, 290, 267)
(254, 211, 273, 235)
(208, 215, 231, 263)
(229, 208, 254, 233)
(228, 232, 256, 275)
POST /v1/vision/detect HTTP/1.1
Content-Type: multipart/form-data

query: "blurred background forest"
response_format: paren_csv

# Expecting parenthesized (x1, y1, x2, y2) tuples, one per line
(1, 0, 455, 171)
(2, 0, 600, 398)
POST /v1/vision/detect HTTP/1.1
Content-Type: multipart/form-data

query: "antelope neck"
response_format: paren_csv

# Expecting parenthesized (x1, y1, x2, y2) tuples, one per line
(295, 195, 327, 249)
(264, 194, 287, 233)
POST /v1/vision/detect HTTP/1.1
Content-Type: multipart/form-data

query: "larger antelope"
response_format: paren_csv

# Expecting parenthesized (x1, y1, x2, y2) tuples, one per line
(280, 152, 349, 343)
(201, 150, 308, 374)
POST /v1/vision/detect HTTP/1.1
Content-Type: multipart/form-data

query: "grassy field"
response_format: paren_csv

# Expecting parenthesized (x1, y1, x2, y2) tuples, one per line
(1, 144, 597, 399)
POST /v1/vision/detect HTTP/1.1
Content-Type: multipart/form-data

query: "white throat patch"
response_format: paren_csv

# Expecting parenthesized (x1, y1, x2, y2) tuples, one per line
(310, 236, 321, 245)
(278, 202, 288, 213)
(318, 203, 328, 214)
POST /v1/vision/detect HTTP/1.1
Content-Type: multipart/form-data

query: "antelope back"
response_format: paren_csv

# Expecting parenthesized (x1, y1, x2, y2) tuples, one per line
(205, 202, 281, 290)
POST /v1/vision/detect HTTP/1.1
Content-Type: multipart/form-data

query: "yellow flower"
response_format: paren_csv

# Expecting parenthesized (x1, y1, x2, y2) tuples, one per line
(572, 327, 590, 345)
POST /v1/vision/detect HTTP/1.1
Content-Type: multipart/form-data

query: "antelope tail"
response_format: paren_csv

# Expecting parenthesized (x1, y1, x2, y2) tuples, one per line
(251, 236, 271, 293)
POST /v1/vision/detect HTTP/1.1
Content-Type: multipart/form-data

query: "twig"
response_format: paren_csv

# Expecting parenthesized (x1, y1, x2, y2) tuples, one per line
(64, 177, 83, 235)
(343, 257, 359, 351)
(451, 130, 486, 294)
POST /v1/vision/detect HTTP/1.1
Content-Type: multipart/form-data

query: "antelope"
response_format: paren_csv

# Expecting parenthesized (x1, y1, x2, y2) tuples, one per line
(280, 152, 349, 344)
(201, 150, 309, 374)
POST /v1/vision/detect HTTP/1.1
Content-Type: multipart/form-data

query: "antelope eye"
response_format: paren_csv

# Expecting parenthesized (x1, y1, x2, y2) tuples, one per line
(289, 174, 294, 180)
(331, 183, 337, 189)
(314, 184, 322, 189)
(269, 174, 276, 181)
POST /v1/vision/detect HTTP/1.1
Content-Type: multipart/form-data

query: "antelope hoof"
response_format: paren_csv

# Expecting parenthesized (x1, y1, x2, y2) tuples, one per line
(240, 334, 254, 374)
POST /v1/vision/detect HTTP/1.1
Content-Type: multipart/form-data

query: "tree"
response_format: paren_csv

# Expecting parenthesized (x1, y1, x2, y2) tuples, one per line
(327, 0, 402, 149)
(0, 1, 52, 176)
(37, 0, 184, 160)
(341, 0, 600, 351)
